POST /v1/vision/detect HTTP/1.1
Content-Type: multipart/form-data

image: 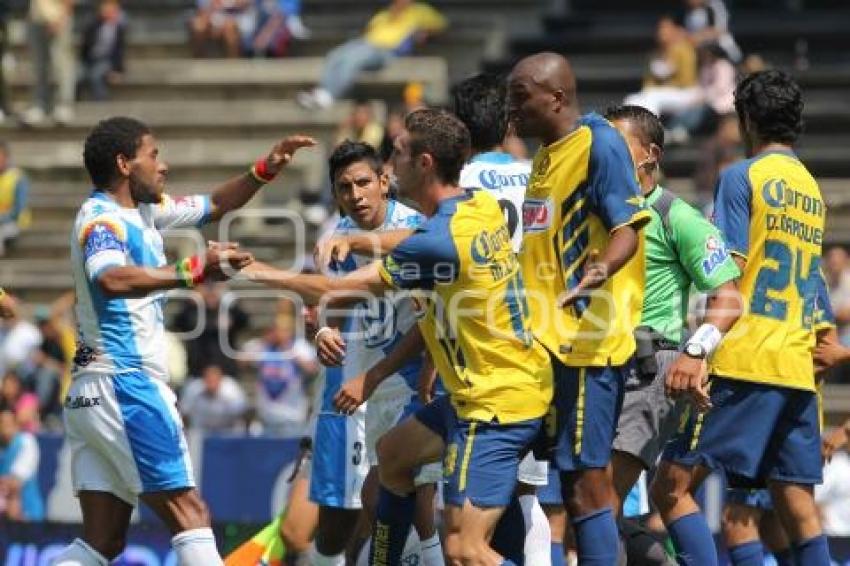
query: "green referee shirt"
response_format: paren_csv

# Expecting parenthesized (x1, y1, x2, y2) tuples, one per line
(641, 186, 741, 343)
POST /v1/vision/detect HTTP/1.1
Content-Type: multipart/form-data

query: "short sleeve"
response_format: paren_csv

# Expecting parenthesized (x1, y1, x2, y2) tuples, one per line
(586, 123, 650, 232)
(712, 161, 752, 258)
(669, 201, 740, 291)
(78, 214, 128, 281)
(152, 194, 212, 229)
(378, 222, 459, 290)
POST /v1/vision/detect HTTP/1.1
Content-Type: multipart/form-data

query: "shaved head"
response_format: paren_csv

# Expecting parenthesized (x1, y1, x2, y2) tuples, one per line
(507, 52, 579, 144)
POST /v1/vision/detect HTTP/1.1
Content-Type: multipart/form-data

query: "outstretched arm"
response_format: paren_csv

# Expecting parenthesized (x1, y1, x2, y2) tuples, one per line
(243, 260, 390, 307)
(314, 229, 414, 269)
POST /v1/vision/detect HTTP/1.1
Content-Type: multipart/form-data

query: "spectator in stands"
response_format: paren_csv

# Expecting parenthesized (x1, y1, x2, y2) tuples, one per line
(251, 0, 310, 56)
(296, 0, 447, 109)
(692, 113, 742, 208)
(0, 1, 11, 123)
(22, 0, 76, 125)
(681, 0, 740, 63)
(379, 106, 406, 162)
(666, 42, 736, 143)
(1, 372, 40, 433)
(247, 300, 318, 436)
(22, 349, 61, 430)
(179, 364, 247, 434)
(191, 0, 258, 58)
(0, 299, 41, 377)
(173, 282, 248, 378)
(825, 246, 850, 346)
(0, 142, 31, 256)
(0, 405, 43, 521)
(624, 16, 699, 119)
(77, 0, 127, 101)
(334, 102, 385, 149)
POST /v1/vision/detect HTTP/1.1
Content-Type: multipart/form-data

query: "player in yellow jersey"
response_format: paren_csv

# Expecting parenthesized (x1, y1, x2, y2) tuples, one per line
(507, 52, 650, 565)
(651, 70, 831, 566)
(243, 108, 553, 566)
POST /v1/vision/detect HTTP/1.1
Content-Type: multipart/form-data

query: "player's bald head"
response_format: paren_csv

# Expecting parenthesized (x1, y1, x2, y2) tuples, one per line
(507, 52, 579, 142)
(510, 52, 576, 100)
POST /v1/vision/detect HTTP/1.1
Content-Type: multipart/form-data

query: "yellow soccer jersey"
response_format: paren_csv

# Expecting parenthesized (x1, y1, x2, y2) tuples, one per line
(521, 113, 650, 367)
(711, 150, 826, 391)
(378, 190, 553, 424)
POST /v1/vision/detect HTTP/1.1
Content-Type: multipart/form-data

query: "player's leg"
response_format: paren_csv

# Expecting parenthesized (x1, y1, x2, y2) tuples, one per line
(52, 491, 133, 565)
(551, 363, 627, 564)
(767, 387, 829, 565)
(539, 469, 567, 566)
(279, 462, 319, 556)
(443, 501, 508, 566)
(414, 481, 444, 566)
(371, 399, 446, 565)
(721, 495, 764, 566)
(759, 509, 795, 566)
(491, 455, 551, 564)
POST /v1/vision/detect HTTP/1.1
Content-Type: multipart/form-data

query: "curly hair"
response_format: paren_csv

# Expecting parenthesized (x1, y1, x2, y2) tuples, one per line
(328, 140, 383, 185)
(734, 70, 804, 145)
(405, 108, 471, 185)
(83, 117, 151, 189)
(451, 73, 508, 153)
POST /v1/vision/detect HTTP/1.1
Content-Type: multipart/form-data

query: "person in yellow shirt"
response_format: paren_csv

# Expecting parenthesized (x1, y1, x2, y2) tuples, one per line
(243, 108, 552, 565)
(652, 70, 831, 566)
(507, 52, 650, 565)
(0, 142, 30, 256)
(297, 0, 446, 109)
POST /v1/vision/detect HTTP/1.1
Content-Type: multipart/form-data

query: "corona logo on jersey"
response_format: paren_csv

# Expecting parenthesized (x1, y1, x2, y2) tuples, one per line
(762, 178, 825, 245)
(477, 169, 530, 191)
(522, 198, 553, 233)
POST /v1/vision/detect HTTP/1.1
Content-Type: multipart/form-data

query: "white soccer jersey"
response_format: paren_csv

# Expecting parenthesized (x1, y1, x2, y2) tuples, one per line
(71, 191, 212, 381)
(459, 151, 531, 253)
(322, 199, 425, 406)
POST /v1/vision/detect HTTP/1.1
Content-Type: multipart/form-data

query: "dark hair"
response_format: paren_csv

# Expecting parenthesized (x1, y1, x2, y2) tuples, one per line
(451, 73, 507, 152)
(405, 108, 470, 185)
(83, 117, 151, 189)
(328, 140, 383, 186)
(604, 104, 665, 150)
(734, 70, 804, 145)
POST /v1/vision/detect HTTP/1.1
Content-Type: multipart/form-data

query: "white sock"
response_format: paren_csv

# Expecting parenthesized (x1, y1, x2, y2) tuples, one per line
(308, 543, 345, 566)
(50, 538, 109, 566)
(171, 527, 222, 566)
(420, 533, 445, 566)
(355, 530, 422, 566)
(519, 494, 552, 566)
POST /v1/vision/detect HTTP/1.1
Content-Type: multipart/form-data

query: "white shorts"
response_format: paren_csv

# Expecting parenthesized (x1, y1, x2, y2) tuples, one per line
(517, 452, 549, 486)
(366, 392, 443, 486)
(309, 405, 369, 509)
(64, 372, 195, 506)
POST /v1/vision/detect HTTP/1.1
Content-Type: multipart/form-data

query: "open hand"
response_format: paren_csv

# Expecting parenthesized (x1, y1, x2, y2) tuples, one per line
(204, 241, 254, 281)
(264, 135, 318, 177)
(314, 236, 352, 271)
(333, 373, 373, 415)
(557, 249, 605, 308)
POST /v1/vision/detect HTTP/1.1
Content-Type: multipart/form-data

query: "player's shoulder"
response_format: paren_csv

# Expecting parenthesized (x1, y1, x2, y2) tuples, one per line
(580, 112, 627, 152)
(78, 192, 121, 220)
(717, 155, 758, 189)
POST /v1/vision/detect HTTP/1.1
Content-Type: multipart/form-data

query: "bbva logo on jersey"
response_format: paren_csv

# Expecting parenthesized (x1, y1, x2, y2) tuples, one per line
(522, 198, 554, 232)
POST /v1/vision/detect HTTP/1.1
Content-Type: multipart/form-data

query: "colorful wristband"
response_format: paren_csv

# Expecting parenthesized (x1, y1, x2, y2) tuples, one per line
(175, 256, 204, 288)
(250, 158, 276, 184)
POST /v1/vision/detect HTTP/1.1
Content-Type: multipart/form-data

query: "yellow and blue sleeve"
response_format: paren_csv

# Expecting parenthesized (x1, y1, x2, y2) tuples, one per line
(712, 160, 752, 258)
(379, 219, 460, 290)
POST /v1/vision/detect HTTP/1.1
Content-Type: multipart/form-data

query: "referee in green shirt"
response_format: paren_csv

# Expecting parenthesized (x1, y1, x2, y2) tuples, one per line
(604, 105, 741, 514)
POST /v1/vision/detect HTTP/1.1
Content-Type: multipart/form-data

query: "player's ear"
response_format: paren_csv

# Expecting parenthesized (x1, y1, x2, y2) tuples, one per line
(648, 143, 662, 167)
(419, 152, 434, 174)
(116, 153, 132, 177)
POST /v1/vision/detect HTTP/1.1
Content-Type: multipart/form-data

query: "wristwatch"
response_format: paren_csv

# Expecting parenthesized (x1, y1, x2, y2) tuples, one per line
(684, 342, 707, 359)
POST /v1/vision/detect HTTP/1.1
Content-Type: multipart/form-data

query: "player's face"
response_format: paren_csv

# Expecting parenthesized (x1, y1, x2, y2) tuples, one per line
(611, 118, 656, 194)
(390, 130, 421, 202)
(127, 134, 168, 204)
(333, 160, 388, 230)
(507, 73, 550, 139)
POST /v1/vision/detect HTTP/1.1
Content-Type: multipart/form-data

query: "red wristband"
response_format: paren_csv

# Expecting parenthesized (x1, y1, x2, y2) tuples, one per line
(250, 158, 276, 184)
(176, 255, 205, 288)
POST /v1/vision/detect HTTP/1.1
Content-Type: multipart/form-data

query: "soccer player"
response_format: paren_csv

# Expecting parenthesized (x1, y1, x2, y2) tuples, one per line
(242, 108, 553, 565)
(603, 104, 740, 514)
(453, 72, 554, 566)
(651, 69, 830, 566)
(53, 116, 314, 566)
(507, 52, 649, 564)
(308, 140, 442, 565)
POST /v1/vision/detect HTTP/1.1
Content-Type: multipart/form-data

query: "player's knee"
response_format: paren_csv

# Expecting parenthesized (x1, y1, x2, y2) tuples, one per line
(375, 436, 407, 480)
(280, 518, 311, 553)
(649, 469, 685, 512)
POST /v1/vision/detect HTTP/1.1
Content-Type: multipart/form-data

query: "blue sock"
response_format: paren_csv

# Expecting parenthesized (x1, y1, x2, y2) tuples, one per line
(370, 486, 415, 566)
(550, 542, 566, 566)
(666, 512, 719, 566)
(491, 495, 525, 564)
(774, 547, 796, 566)
(728, 540, 764, 566)
(571, 507, 619, 565)
(793, 534, 829, 565)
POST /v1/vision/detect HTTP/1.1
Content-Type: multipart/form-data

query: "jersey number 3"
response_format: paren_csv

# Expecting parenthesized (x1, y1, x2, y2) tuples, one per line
(751, 239, 820, 328)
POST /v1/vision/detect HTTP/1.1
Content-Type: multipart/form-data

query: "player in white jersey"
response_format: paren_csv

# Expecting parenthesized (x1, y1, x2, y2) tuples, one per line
(454, 73, 554, 565)
(54, 117, 314, 566)
(308, 141, 443, 566)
